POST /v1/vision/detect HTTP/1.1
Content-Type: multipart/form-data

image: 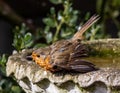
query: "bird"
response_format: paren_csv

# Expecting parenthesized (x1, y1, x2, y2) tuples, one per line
(32, 15, 100, 73)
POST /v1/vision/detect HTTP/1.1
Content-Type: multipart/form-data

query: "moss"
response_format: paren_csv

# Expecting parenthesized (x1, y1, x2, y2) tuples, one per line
(83, 39, 120, 57)
(89, 48, 120, 57)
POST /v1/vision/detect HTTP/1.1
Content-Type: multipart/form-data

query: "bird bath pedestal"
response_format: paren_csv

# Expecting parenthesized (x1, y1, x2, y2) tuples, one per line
(6, 39, 120, 93)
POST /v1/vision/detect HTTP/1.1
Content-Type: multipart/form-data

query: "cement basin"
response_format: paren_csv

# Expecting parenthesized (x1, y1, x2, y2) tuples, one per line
(6, 39, 120, 93)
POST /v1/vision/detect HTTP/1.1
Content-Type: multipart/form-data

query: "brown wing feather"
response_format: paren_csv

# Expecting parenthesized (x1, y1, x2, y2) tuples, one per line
(70, 42, 88, 60)
(67, 60, 98, 72)
(55, 60, 98, 73)
(49, 15, 99, 72)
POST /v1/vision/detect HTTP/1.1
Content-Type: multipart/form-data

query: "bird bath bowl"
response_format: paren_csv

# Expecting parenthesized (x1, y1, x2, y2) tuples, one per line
(6, 39, 120, 93)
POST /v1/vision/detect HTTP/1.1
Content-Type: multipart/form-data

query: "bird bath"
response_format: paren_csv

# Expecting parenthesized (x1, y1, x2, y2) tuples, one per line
(6, 39, 120, 93)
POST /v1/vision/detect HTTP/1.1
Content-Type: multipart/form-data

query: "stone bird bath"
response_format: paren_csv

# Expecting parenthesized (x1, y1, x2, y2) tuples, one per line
(6, 39, 120, 93)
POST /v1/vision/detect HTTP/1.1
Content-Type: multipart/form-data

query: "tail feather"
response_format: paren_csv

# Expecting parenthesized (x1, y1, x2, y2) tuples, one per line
(55, 60, 98, 73)
(72, 14, 100, 41)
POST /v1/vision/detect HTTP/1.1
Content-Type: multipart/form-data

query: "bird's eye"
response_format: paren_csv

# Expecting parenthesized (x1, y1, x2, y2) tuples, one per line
(77, 39, 81, 42)
(53, 65, 58, 69)
(37, 55, 40, 57)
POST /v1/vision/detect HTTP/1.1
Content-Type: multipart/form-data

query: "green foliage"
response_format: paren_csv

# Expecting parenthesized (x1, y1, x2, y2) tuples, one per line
(1, 23, 32, 92)
(0, 54, 6, 67)
(96, 0, 120, 37)
(12, 23, 33, 51)
(49, 0, 64, 4)
(97, 0, 120, 17)
(1, 0, 104, 93)
(77, 13, 103, 40)
(0, 0, 119, 93)
(0, 54, 24, 93)
(33, 0, 103, 48)
(0, 78, 24, 93)
(0, 54, 7, 75)
(42, 0, 79, 43)
(84, 24, 102, 40)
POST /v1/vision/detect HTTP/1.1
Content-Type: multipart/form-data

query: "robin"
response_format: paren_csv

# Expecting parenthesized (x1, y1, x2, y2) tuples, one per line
(32, 15, 100, 72)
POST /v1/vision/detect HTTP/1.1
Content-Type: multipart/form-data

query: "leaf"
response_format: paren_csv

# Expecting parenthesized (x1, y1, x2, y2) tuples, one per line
(34, 43, 47, 48)
(49, 0, 64, 4)
(50, 7, 55, 15)
(24, 33, 32, 43)
(24, 33, 33, 48)
(0, 54, 7, 67)
(46, 32, 53, 43)
(12, 24, 33, 51)
(43, 18, 56, 27)
(96, 0, 103, 13)
(0, 54, 7, 75)
(61, 27, 75, 39)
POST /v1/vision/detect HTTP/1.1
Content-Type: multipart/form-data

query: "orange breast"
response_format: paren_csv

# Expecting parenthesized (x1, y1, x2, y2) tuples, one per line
(32, 52, 53, 70)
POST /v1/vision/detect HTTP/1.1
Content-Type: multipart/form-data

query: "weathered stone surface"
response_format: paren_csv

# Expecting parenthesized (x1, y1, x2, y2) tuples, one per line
(6, 39, 120, 93)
